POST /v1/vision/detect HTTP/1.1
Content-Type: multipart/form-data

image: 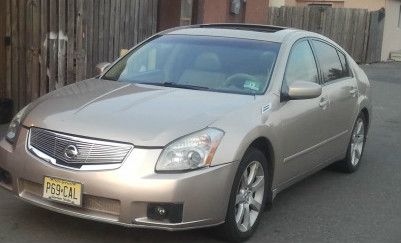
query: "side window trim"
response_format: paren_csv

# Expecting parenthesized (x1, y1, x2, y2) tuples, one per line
(307, 38, 324, 85)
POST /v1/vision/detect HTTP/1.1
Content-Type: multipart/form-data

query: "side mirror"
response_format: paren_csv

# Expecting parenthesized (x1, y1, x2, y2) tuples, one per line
(287, 81, 322, 100)
(95, 62, 111, 76)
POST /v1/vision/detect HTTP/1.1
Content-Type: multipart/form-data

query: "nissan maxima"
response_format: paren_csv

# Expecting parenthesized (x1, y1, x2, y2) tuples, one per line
(0, 24, 371, 242)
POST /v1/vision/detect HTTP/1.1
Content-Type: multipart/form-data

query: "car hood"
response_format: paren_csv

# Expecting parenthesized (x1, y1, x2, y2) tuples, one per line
(23, 79, 255, 146)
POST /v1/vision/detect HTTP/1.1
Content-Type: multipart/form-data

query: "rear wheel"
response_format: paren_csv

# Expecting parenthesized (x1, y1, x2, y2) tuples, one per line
(217, 148, 268, 242)
(336, 113, 367, 173)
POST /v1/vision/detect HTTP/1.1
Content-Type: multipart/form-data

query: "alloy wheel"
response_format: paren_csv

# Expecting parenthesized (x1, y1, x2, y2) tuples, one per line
(350, 118, 365, 166)
(234, 161, 265, 232)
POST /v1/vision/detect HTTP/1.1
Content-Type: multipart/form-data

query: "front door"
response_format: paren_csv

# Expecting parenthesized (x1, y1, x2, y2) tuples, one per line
(275, 40, 331, 184)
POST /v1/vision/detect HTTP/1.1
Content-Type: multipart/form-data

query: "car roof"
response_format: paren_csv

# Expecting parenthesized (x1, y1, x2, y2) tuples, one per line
(162, 23, 301, 43)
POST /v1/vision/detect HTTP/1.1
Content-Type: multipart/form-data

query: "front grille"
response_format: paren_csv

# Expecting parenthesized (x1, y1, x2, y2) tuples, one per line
(28, 128, 133, 169)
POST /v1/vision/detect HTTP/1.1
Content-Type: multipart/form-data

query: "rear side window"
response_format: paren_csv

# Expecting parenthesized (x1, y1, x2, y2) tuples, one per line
(337, 51, 352, 78)
(312, 40, 344, 83)
(284, 40, 319, 85)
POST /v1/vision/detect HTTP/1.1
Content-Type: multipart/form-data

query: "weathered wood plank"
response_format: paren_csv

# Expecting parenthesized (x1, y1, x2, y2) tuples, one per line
(342, 9, 353, 55)
(119, 0, 126, 50)
(113, 0, 121, 58)
(85, 0, 94, 76)
(144, 0, 150, 39)
(139, 0, 147, 42)
(108, 0, 116, 61)
(128, 0, 136, 47)
(75, 0, 86, 80)
(133, 0, 140, 45)
(294, 7, 304, 29)
(356, 10, 369, 62)
(350, 10, 361, 62)
(98, 0, 104, 63)
(48, 0, 57, 91)
(103, 0, 110, 61)
(366, 9, 385, 63)
(5, 0, 12, 99)
(0, 0, 6, 98)
(362, 11, 371, 63)
(123, 0, 130, 48)
(31, 0, 41, 99)
(40, 0, 48, 96)
(57, 0, 66, 89)
(302, 7, 310, 30)
(322, 7, 333, 39)
(92, 0, 99, 72)
(11, 0, 19, 112)
(152, 0, 158, 34)
(66, 0, 75, 84)
(18, 0, 26, 106)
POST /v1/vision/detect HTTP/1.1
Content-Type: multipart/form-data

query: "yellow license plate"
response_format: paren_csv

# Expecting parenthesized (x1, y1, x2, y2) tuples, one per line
(43, 177, 82, 207)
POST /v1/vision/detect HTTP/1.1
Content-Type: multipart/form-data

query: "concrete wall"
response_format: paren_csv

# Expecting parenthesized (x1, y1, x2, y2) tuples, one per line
(198, 0, 269, 24)
(381, 0, 401, 60)
(344, 0, 385, 11)
(200, 0, 244, 23)
(245, 0, 270, 23)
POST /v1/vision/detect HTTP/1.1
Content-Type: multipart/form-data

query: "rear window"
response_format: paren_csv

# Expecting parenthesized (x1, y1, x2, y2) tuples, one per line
(103, 35, 281, 95)
(337, 50, 352, 78)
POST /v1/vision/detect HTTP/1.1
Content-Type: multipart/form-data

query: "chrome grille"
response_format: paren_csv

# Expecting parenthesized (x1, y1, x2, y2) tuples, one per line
(28, 128, 133, 168)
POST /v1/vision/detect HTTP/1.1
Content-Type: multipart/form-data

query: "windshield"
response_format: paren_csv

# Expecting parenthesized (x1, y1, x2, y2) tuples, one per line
(102, 35, 280, 95)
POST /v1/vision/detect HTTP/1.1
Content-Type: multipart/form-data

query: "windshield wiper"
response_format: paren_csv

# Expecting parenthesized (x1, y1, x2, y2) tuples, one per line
(138, 82, 210, 91)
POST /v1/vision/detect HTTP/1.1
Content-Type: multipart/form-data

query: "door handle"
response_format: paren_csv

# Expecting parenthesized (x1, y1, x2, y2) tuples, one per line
(319, 97, 329, 109)
(350, 87, 358, 97)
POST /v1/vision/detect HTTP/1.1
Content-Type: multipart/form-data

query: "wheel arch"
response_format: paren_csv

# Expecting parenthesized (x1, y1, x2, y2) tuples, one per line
(247, 136, 275, 205)
(360, 107, 370, 129)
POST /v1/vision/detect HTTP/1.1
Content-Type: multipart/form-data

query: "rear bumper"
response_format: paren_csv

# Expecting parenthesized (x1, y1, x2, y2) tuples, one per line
(0, 128, 239, 231)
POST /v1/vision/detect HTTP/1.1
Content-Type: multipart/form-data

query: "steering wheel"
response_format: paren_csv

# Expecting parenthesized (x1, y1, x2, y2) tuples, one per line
(223, 73, 258, 89)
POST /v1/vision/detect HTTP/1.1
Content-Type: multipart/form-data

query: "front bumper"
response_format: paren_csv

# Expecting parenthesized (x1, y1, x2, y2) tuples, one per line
(0, 128, 238, 231)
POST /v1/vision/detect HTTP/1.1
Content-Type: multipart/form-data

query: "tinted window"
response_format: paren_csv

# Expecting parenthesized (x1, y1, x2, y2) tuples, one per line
(337, 51, 351, 78)
(312, 40, 344, 83)
(103, 35, 280, 95)
(284, 40, 319, 85)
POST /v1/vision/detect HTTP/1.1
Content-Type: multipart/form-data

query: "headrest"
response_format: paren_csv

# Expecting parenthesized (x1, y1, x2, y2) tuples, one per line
(193, 52, 222, 71)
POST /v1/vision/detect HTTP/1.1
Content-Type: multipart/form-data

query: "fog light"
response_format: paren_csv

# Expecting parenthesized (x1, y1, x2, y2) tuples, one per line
(147, 203, 183, 223)
(156, 206, 167, 216)
(0, 168, 11, 185)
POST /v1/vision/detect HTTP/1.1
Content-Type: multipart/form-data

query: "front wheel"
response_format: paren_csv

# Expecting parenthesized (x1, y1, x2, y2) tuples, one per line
(217, 148, 268, 242)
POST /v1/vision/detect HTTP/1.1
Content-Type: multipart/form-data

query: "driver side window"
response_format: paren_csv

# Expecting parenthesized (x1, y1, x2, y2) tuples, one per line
(284, 40, 319, 86)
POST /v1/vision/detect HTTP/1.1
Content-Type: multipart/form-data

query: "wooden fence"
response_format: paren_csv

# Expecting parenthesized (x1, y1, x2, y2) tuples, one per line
(3, 0, 158, 112)
(267, 6, 385, 64)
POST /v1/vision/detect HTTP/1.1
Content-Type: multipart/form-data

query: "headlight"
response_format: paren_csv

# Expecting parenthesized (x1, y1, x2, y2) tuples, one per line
(156, 128, 225, 172)
(6, 105, 29, 144)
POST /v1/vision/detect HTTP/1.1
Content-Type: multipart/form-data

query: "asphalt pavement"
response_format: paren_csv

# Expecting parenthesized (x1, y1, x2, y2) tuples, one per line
(0, 63, 401, 243)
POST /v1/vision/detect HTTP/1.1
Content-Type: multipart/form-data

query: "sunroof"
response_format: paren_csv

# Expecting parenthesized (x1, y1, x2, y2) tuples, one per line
(198, 24, 286, 33)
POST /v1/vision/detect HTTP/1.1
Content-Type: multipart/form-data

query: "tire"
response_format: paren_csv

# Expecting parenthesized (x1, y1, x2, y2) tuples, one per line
(217, 148, 268, 242)
(336, 113, 367, 173)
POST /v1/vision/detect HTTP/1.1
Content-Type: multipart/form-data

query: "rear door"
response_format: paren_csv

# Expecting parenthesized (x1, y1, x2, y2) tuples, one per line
(310, 40, 358, 160)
